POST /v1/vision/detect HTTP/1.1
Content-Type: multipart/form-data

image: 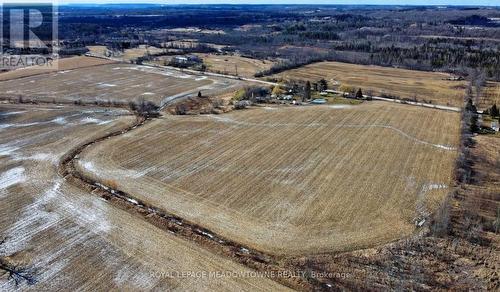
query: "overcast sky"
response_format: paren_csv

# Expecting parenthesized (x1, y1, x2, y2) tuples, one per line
(0, 0, 498, 6)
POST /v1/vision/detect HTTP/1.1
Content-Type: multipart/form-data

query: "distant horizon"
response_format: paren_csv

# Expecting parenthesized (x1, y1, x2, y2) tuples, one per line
(1, 1, 498, 7)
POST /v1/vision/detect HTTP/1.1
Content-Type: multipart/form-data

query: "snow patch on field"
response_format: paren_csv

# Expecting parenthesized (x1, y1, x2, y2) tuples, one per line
(0, 176, 114, 288)
(80, 108, 129, 116)
(51, 117, 66, 125)
(80, 117, 112, 125)
(0, 166, 25, 191)
(81, 160, 152, 179)
(81, 161, 97, 173)
(97, 82, 117, 88)
(210, 115, 238, 124)
(0, 123, 12, 129)
(64, 195, 112, 234)
(0, 122, 40, 129)
(126, 197, 139, 205)
(1, 180, 61, 254)
(113, 266, 156, 289)
(0, 110, 26, 116)
(1, 113, 114, 130)
(423, 183, 448, 192)
(23, 153, 58, 164)
(434, 144, 455, 151)
(6, 149, 57, 164)
(0, 145, 20, 156)
(130, 65, 200, 80)
(329, 105, 353, 109)
(176, 74, 192, 79)
(415, 182, 448, 221)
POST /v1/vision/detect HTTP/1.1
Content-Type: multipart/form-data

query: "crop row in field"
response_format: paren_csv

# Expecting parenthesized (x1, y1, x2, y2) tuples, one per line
(0, 104, 287, 291)
(78, 102, 460, 255)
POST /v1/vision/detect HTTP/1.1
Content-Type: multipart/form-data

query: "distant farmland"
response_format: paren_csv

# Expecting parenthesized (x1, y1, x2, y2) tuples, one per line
(78, 103, 460, 255)
(0, 56, 115, 81)
(0, 63, 245, 105)
(273, 61, 467, 107)
(196, 54, 274, 78)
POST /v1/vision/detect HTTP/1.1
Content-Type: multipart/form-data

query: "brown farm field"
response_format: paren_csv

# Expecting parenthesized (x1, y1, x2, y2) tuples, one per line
(273, 61, 467, 107)
(481, 82, 500, 110)
(196, 54, 274, 78)
(86, 45, 109, 56)
(87, 45, 166, 61)
(78, 102, 460, 255)
(0, 64, 245, 105)
(123, 45, 165, 61)
(0, 56, 116, 81)
(0, 104, 289, 291)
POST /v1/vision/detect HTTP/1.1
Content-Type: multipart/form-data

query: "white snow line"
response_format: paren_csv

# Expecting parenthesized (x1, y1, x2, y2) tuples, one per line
(0, 111, 26, 116)
(80, 117, 113, 125)
(208, 115, 456, 151)
(126, 197, 139, 205)
(340, 124, 457, 151)
(0, 145, 20, 157)
(96, 82, 117, 88)
(196, 229, 215, 239)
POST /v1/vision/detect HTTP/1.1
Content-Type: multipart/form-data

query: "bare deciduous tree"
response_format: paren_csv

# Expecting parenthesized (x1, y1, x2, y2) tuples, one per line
(0, 237, 37, 286)
(430, 195, 451, 237)
(129, 98, 160, 118)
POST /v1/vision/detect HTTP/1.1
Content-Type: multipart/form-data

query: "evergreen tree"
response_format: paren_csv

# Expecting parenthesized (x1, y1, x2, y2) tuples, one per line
(465, 98, 477, 113)
(318, 79, 328, 91)
(470, 114, 479, 133)
(303, 81, 311, 102)
(490, 104, 499, 117)
(356, 88, 363, 99)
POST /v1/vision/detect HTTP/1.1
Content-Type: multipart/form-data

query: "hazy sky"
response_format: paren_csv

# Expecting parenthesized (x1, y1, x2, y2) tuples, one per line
(1, 0, 498, 6)
(37, 0, 500, 6)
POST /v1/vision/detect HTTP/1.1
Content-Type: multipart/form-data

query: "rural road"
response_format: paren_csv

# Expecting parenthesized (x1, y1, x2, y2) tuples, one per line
(325, 90, 461, 112)
(87, 55, 461, 112)
(86, 54, 277, 86)
(148, 63, 461, 112)
(155, 65, 462, 112)
(144, 62, 279, 86)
